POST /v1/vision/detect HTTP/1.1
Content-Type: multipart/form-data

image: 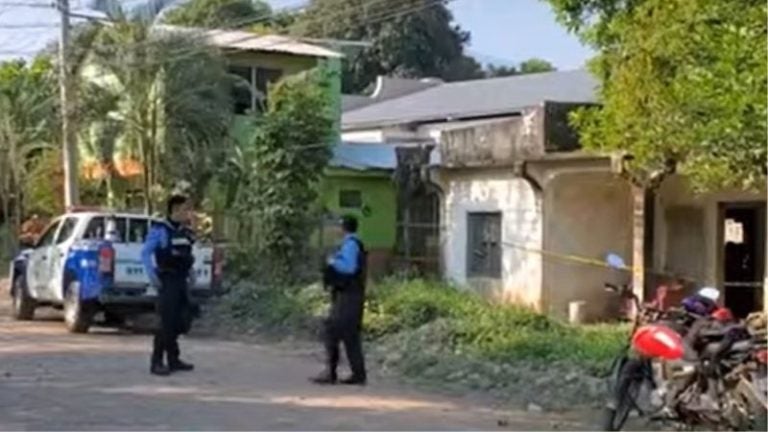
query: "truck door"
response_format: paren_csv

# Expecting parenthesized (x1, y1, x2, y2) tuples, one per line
(25, 219, 61, 298)
(45, 217, 79, 302)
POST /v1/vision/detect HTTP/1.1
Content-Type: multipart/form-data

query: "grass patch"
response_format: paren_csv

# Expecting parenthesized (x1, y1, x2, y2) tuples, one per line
(364, 278, 626, 372)
(211, 277, 626, 371)
(206, 277, 628, 409)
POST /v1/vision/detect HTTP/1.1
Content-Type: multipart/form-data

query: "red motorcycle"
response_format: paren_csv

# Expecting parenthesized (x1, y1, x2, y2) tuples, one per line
(600, 254, 739, 430)
(601, 276, 766, 430)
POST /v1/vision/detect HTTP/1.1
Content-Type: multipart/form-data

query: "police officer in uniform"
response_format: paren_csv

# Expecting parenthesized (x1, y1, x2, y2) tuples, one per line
(142, 195, 196, 376)
(311, 215, 368, 385)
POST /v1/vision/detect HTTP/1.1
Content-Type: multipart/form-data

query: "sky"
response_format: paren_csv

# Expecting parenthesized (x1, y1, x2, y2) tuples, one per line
(0, 0, 594, 69)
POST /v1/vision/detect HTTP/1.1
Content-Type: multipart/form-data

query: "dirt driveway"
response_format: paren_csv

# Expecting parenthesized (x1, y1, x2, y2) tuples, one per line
(0, 281, 596, 430)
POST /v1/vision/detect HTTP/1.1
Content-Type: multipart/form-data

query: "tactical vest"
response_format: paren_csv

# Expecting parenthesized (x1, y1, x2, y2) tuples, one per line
(350, 237, 368, 287)
(154, 220, 195, 276)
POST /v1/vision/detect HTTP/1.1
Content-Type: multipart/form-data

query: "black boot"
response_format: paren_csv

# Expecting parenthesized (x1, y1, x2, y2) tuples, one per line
(151, 364, 170, 376)
(309, 371, 337, 385)
(339, 375, 366, 386)
(169, 359, 194, 372)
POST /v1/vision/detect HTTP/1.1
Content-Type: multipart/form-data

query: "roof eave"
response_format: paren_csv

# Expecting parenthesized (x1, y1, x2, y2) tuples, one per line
(342, 108, 526, 131)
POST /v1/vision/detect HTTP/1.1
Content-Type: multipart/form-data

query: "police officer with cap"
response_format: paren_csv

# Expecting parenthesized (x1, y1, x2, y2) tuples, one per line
(142, 194, 196, 376)
(311, 215, 368, 385)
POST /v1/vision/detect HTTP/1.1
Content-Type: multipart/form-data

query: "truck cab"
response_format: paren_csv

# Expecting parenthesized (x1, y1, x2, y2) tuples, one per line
(8, 210, 222, 333)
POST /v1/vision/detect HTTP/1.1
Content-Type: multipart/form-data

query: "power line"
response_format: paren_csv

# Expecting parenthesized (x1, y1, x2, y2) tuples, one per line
(0, 0, 450, 60)
(0, 1, 53, 8)
(0, 0, 454, 115)
(0, 22, 58, 28)
(0, 0, 449, 125)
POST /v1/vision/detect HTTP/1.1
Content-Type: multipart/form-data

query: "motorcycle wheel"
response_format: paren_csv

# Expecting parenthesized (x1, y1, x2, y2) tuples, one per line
(601, 359, 645, 431)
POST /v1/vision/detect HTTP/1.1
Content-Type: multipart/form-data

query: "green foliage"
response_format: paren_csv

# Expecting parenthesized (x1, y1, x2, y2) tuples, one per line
(546, 0, 767, 191)
(23, 149, 64, 216)
(484, 58, 557, 78)
(213, 281, 327, 336)
(364, 278, 622, 368)
(76, 3, 235, 210)
(0, 57, 58, 249)
(222, 68, 335, 278)
(291, 0, 475, 92)
(163, 0, 273, 28)
(484, 64, 519, 78)
(518, 58, 556, 74)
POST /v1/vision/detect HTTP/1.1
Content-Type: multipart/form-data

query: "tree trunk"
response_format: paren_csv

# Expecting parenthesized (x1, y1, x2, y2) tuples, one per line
(105, 167, 115, 208)
(140, 134, 151, 214)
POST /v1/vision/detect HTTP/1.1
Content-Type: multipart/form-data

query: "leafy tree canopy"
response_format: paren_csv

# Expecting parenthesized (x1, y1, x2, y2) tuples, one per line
(484, 58, 556, 78)
(290, 0, 474, 92)
(163, 0, 273, 28)
(546, 0, 767, 191)
(518, 58, 555, 74)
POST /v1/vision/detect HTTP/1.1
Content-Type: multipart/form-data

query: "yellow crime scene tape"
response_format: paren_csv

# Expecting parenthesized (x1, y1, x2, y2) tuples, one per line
(499, 240, 705, 286)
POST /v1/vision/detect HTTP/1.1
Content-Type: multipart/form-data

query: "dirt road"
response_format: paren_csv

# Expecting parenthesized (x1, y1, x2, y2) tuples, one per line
(0, 284, 595, 430)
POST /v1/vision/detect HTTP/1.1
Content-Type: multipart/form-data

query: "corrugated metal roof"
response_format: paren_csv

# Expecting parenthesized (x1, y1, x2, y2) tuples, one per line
(342, 69, 598, 129)
(330, 141, 439, 171)
(158, 25, 343, 58)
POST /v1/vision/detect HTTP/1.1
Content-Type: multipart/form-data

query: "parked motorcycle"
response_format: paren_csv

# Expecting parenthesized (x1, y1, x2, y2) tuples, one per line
(600, 256, 767, 431)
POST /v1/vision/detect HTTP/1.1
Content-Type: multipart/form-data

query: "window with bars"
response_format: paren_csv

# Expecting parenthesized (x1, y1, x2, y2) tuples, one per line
(338, 190, 363, 209)
(229, 65, 283, 114)
(466, 212, 502, 278)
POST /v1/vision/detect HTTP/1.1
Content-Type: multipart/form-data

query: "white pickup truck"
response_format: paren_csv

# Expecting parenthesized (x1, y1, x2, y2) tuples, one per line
(8, 210, 222, 333)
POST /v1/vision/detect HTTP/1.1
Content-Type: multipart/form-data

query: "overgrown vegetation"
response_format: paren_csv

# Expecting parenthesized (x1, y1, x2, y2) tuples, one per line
(212, 67, 335, 279)
(206, 277, 626, 408)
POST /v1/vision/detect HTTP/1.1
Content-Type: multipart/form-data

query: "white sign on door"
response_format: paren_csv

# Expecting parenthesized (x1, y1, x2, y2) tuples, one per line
(725, 219, 744, 244)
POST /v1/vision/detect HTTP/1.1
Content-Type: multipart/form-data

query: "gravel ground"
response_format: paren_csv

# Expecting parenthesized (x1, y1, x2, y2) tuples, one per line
(0, 279, 604, 431)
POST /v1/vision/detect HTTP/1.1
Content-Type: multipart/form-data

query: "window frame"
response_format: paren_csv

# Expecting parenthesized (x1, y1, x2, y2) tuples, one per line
(466, 211, 503, 279)
(228, 65, 283, 114)
(54, 217, 79, 245)
(36, 220, 62, 248)
(83, 216, 106, 240)
(338, 189, 363, 209)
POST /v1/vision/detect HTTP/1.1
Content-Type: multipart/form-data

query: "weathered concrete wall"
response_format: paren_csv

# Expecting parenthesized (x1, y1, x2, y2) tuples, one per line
(542, 172, 633, 320)
(654, 175, 765, 288)
(440, 168, 544, 309)
(440, 108, 544, 168)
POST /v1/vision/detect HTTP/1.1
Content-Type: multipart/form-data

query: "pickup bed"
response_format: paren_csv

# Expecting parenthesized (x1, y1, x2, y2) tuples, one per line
(8, 211, 222, 333)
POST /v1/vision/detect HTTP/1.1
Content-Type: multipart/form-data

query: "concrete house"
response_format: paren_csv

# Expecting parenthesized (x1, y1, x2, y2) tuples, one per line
(342, 71, 766, 320)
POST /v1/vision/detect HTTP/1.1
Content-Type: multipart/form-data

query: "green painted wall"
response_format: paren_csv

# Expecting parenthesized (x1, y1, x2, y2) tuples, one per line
(320, 169, 397, 249)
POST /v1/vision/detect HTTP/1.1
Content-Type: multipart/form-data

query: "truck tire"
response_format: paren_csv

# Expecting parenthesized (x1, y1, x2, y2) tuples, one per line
(11, 274, 36, 320)
(64, 280, 95, 333)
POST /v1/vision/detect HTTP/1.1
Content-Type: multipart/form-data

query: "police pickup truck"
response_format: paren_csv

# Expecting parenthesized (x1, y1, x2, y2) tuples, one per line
(8, 210, 222, 333)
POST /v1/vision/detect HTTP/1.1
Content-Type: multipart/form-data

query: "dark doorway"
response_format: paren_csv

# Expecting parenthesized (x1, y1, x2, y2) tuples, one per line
(721, 204, 765, 318)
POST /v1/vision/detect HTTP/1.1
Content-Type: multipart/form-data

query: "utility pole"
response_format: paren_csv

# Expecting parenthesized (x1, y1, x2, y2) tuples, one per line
(764, 163, 767, 314)
(58, 0, 79, 209)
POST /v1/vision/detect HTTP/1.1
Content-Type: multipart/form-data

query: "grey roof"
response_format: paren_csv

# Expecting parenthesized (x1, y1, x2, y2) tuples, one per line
(342, 95, 376, 112)
(368, 76, 442, 100)
(342, 70, 598, 130)
(330, 141, 439, 171)
(342, 76, 442, 112)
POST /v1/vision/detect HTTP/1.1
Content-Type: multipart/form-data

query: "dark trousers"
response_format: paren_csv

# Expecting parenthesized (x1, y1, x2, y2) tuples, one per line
(324, 289, 366, 379)
(152, 273, 188, 366)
